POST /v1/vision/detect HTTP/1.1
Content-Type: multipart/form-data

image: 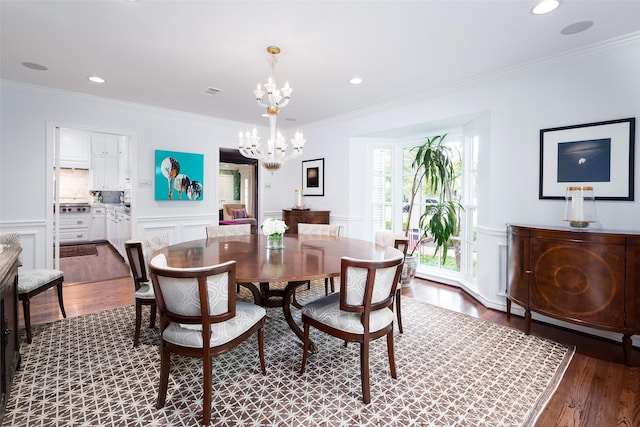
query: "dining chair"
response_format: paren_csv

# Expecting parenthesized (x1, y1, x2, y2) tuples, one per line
(149, 254, 266, 425)
(124, 233, 169, 347)
(0, 233, 66, 344)
(299, 246, 404, 404)
(297, 223, 341, 295)
(206, 223, 251, 238)
(374, 230, 409, 333)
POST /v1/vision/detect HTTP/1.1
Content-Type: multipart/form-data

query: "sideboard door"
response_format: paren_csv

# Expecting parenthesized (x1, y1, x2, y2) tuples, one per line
(507, 225, 530, 308)
(528, 232, 626, 330)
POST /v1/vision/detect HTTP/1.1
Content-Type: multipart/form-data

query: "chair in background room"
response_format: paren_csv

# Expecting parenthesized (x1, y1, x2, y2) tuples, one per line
(297, 223, 341, 295)
(0, 233, 66, 344)
(299, 246, 404, 403)
(149, 254, 266, 425)
(206, 223, 251, 238)
(221, 203, 257, 233)
(375, 230, 409, 333)
(124, 233, 169, 347)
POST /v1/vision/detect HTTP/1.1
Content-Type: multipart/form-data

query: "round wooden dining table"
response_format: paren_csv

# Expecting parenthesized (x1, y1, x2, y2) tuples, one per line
(154, 234, 387, 350)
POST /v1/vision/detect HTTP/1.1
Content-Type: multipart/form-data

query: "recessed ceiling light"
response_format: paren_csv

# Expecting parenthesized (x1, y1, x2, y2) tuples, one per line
(22, 62, 48, 71)
(349, 77, 363, 85)
(532, 0, 560, 15)
(561, 21, 594, 35)
(88, 76, 106, 84)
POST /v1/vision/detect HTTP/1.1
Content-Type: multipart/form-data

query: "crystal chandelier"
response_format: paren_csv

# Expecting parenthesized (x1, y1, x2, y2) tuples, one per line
(238, 46, 306, 171)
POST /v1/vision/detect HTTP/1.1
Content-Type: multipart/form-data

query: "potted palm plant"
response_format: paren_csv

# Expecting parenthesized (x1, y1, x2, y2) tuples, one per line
(401, 134, 461, 284)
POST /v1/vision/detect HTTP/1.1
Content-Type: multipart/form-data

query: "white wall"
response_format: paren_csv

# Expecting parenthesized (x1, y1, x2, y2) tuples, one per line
(277, 38, 640, 311)
(1, 37, 639, 316)
(0, 83, 271, 267)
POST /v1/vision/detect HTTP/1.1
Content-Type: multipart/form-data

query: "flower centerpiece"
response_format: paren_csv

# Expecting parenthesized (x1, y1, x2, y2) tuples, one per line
(261, 218, 288, 249)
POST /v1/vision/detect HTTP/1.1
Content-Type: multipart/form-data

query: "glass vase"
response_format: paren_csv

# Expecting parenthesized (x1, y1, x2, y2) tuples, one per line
(266, 233, 284, 249)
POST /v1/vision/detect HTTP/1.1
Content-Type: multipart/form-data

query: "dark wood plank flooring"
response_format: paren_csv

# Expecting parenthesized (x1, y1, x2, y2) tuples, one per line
(19, 246, 640, 427)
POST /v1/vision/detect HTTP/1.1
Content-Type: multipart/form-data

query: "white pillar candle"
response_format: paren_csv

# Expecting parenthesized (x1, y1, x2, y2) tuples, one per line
(573, 189, 584, 221)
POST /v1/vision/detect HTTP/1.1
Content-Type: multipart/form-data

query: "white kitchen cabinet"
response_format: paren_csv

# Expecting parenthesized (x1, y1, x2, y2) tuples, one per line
(56, 213, 91, 244)
(90, 205, 106, 241)
(91, 133, 120, 191)
(58, 128, 90, 168)
(106, 205, 130, 258)
(91, 134, 120, 156)
(91, 156, 119, 191)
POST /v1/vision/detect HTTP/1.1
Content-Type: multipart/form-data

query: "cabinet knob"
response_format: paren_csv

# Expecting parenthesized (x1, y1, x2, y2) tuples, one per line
(525, 270, 532, 274)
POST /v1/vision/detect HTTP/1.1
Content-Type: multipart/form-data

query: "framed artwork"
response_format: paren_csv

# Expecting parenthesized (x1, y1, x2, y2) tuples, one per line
(155, 149, 204, 201)
(302, 158, 324, 196)
(539, 118, 635, 200)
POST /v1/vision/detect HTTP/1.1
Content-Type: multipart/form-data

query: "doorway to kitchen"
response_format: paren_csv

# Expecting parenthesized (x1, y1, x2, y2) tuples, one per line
(48, 123, 135, 279)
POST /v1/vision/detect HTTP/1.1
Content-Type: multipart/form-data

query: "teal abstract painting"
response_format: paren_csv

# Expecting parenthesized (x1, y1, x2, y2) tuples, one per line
(155, 150, 204, 200)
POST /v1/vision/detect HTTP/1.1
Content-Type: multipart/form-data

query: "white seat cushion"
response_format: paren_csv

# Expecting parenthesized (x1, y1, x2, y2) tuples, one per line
(135, 282, 154, 300)
(163, 301, 266, 348)
(17, 269, 63, 294)
(301, 293, 395, 334)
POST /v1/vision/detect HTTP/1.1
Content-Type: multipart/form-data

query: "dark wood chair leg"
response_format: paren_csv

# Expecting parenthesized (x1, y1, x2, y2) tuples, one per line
(21, 297, 32, 344)
(157, 345, 170, 408)
(396, 288, 403, 333)
(387, 331, 397, 379)
(258, 326, 266, 375)
(149, 304, 157, 328)
(361, 341, 371, 404)
(202, 351, 212, 425)
(300, 323, 310, 374)
(133, 301, 142, 347)
(56, 281, 67, 318)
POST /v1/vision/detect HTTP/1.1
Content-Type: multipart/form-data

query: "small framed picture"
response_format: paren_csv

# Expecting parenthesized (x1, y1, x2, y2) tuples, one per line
(302, 158, 324, 196)
(539, 118, 635, 200)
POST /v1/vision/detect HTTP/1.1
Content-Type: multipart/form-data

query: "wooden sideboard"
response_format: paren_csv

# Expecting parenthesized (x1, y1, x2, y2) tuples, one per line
(282, 209, 330, 234)
(506, 224, 639, 365)
(0, 244, 21, 422)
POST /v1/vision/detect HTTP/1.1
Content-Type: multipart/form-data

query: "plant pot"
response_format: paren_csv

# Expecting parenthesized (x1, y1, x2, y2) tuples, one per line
(401, 253, 417, 287)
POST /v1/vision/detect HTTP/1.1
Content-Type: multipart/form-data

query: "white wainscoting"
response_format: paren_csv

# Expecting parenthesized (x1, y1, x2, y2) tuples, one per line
(0, 220, 48, 269)
(134, 213, 217, 244)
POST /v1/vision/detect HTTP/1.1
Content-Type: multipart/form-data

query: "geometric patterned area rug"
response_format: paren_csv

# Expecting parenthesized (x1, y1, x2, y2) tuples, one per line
(4, 281, 574, 426)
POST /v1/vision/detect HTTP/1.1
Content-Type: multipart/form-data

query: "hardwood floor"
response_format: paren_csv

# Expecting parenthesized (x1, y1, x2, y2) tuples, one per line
(20, 247, 640, 427)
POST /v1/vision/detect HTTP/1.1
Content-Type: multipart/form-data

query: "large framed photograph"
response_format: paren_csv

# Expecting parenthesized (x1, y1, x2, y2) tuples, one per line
(302, 158, 324, 196)
(539, 118, 635, 200)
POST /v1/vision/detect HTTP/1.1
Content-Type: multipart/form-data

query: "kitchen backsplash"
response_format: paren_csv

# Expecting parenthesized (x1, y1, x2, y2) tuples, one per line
(58, 168, 89, 202)
(58, 168, 122, 203)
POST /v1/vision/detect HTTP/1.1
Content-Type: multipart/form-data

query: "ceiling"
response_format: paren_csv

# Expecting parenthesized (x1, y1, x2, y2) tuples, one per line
(2, 1, 640, 129)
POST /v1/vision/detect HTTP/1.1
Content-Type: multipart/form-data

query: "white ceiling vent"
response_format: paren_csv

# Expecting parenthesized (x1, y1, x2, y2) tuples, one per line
(203, 87, 223, 96)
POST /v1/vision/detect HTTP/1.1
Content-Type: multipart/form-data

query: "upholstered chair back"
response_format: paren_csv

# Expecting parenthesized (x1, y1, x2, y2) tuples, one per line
(341, 246, 404, 311)
(206, 223, 251, 238)
(297, 223, 341, 236)
(150, 254, 237, 326)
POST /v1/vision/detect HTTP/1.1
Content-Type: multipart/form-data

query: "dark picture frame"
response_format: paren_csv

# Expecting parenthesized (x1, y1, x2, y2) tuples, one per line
(302, 158, 324, 196)
(539, 118, 635, 200)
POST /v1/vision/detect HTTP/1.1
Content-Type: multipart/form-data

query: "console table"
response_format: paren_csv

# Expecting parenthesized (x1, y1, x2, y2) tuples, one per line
(0, 243, 21, 422)
(506, 224, 639, 366)
(282, 209, 330, 234)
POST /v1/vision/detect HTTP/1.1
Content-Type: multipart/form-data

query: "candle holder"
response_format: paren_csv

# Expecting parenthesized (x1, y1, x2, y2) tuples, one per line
(564, 186, 596, 229)
(293, 189, 307, 210)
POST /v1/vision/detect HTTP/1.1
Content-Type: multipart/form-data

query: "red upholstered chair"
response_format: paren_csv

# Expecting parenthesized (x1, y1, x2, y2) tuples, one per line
(149, 254, 267, 425)
(299, 246, 404, 404)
